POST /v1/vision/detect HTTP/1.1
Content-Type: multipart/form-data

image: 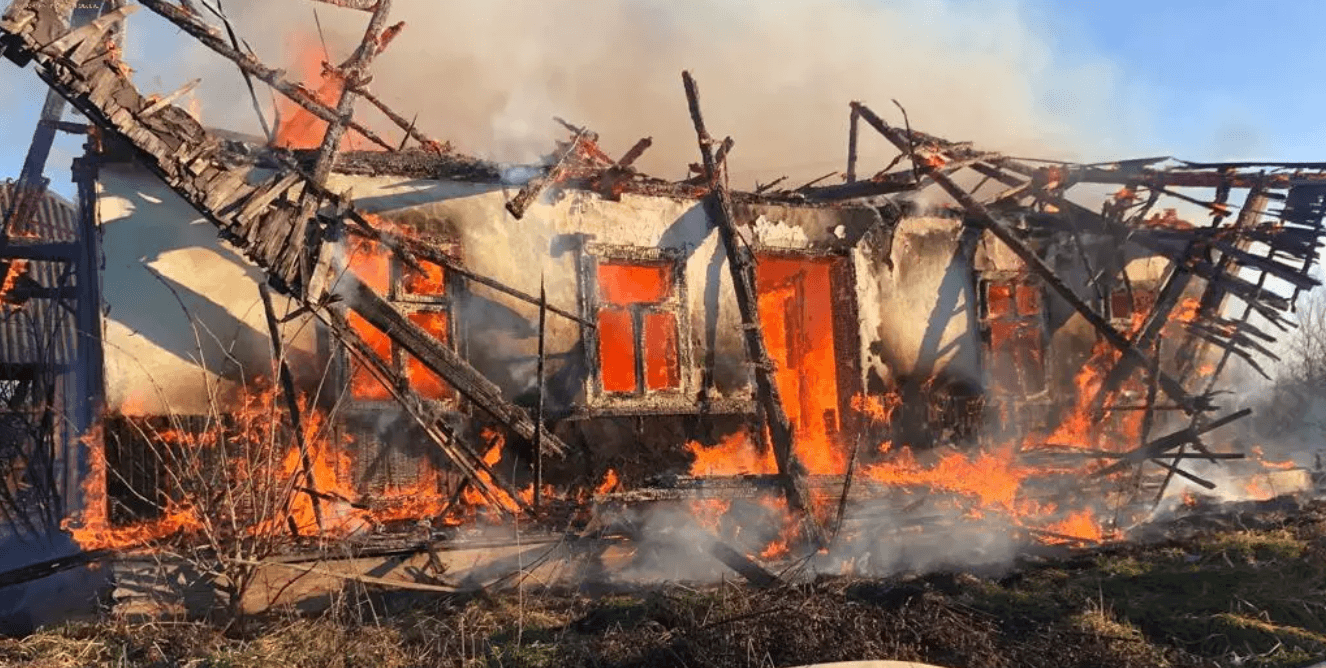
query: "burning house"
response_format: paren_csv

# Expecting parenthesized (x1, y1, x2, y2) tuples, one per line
(2, 0, 1326, 621)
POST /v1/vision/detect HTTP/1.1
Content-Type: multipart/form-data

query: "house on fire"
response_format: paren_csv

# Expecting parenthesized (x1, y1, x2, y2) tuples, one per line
(3, 0, 1320, 538)
(83, 133, 1196, 515)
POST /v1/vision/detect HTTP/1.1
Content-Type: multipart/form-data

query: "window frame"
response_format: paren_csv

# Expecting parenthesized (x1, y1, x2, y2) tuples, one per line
(579, 243, 692, 407)
(338, 240, 465, 407)
(977, 271, 1050, 400)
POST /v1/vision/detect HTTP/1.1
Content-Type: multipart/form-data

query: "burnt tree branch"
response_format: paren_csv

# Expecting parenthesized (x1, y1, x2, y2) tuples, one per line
(259, 283, 324, 533)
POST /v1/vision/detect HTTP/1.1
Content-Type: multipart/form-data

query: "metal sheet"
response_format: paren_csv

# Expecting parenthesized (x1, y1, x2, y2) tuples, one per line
(0, 181, 81, 369)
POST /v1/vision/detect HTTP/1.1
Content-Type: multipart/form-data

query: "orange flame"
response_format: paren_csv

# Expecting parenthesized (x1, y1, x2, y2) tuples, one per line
(272, 38, 378, 151)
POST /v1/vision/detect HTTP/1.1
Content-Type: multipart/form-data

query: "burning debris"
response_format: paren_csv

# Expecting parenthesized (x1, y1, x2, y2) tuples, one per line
(0, 0, 1325, 627)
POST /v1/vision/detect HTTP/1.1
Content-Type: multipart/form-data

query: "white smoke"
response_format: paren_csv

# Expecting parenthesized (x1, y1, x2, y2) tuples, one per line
(127, 0, 1149, 188)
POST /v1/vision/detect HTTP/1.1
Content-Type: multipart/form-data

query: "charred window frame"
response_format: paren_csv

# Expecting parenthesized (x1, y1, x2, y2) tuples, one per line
(338, 241, 465, 407)
(579, 243, 691, 404)
(1107, 283, 1157, 331)
(977, 272, 1049, 398)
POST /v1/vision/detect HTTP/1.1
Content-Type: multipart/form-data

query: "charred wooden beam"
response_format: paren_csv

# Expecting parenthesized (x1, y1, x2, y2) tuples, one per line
(334, 270, 568, 458)
(295, 0, 395, 291)
(851, 101, 1203, 415)
(1067, 166, 1326, 190)
(794, 170, 839, 191)
(305, 0, 380, 10)
(798, 170, 919, 201)
(1171, 187, 1272, 382)
(259, 284, 324, 533)
(505, 133, 590, 219)
(352, 84, 448, 153)
(140, 77, 201, 117)
(1027, 449, 1243, 460)
(0, 1, 111, 293)
(0, 239, 79, 261)
(0, 548, 112, 590)
(1092, 408, 1251, 478)
(1148, 456, 1216, 490)
(369, 229, 593, 328)
(831, 434, 861, 543)
(533, 276, 547, 511)
(709, 538, 779, 587)
(1206, 239, 1319, 291)
(683, 71, 825, 547)
(320, 307, 529, 515)
(38, 119, 89, 134)
(615, 137, 652, 169)
(846, 105, 860, 183)
(133, 0, 395, 151)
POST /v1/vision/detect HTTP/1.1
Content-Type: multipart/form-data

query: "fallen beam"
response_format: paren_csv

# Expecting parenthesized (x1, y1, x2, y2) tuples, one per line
(0, 548, 112, 590)
(352, 84, 448, 153)
(333, 269, 568, 458)
(380, 231, 593, 328)
(320, 307, 530, 515)
(708, 538, 779, 588)
(505, 132, 593, 219)
(1091, 408, 1252, 478)
(683, 71, 825, 547)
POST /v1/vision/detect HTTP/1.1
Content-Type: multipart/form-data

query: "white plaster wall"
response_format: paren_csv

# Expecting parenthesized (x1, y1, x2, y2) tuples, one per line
(321, 175, 749, 404)
(97, 164, 318, 415)
(857, 216, 981, 386)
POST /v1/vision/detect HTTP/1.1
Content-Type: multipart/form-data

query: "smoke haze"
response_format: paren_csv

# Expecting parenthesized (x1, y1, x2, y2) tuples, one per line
(156, 0, 1146, 188)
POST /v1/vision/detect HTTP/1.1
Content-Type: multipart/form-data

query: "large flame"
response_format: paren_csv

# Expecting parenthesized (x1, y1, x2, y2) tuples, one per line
(272, 38, 379, 151)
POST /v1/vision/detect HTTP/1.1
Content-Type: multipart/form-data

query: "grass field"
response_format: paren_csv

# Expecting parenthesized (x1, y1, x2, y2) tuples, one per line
(3, 499, 1326, 668)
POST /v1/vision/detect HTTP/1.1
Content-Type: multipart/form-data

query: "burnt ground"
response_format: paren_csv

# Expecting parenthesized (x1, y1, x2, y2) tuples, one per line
(4, 498, 1326, 668)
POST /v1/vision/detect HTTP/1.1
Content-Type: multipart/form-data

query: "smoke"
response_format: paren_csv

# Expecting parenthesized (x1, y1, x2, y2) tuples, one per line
(163, 0, 1143, 188)
(588, 497, 1024, 585)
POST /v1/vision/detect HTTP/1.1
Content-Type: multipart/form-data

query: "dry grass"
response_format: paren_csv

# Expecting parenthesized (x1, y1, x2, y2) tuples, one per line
(5, 502, 1326, 668)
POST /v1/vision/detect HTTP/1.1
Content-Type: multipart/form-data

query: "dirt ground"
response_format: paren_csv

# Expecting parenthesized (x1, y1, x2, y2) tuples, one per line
(3, 498, 1326, 668)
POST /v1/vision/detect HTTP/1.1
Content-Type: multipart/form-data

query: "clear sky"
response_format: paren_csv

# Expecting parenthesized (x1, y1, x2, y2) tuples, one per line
(1, 0, 1324, 199)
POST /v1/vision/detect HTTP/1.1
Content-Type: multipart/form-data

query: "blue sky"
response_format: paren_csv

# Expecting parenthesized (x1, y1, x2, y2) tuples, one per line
(2, 0, 1324, 199)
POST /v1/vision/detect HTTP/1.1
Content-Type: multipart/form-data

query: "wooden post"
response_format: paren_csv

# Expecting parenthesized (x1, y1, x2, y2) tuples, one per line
(71, 152, 107, 527)
(533, 275, 547, 511)
(681, 71, 824, 546)
(846, 106, 860, 184)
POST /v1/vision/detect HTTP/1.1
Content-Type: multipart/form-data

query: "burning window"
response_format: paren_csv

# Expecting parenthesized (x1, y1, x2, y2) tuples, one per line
(345, 239, 456, 403)
(1109, 286, 1157, 330)
(980, 276, 1047, 397)
(594, 259, 683, 396)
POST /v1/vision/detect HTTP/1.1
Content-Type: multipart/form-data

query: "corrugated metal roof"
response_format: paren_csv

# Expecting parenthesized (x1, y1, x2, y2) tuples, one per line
(0, 181, 81, 369)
